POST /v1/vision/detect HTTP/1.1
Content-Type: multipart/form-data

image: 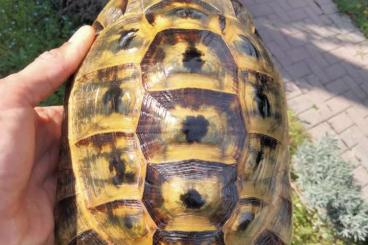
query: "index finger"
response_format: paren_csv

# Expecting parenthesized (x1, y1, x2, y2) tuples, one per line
(2, 26, 95, 107)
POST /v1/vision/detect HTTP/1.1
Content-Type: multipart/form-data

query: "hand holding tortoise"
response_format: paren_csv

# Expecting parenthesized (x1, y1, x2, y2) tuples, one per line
(0, 26, 95, 245)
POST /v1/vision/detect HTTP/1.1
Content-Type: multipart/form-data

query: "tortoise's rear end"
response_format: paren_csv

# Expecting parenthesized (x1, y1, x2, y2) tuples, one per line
(55, 0, 292, 244)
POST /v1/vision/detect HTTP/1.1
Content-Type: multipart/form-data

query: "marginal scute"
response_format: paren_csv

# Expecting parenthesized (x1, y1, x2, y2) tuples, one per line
(89, 200, 156, 244)
(69, 230, 107, 245)
(153, 230, 225, 245)
(94, 0, 128, 28)
(229, 0, 255, 32)
(137, 89, 246, 164)
(237, 134, 281, 200)
(77, 15, 150, 77)
(236, 35, 259, 58)
(143, 160, 238, 230)
(55, 197, 78, 243)
(141, 29, 238, 94)
(223, 197, 264, 242)
(255, 230, 285, 245)
(239, 71, 285, 141)
(56, 169, 76, 202)
(268, 197, 293, 241)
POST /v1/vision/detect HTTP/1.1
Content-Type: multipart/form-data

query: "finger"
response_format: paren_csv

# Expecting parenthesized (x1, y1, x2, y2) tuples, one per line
(2, 26, 95, 107)
(34, 106, 64, 164)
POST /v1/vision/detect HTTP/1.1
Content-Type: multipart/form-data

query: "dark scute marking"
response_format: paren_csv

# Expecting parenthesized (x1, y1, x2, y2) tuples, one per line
(255, 151, 264, 169)
(238, 35, 259, 58)
(103, 84, 122, 113)
(237, 212, 255, 231)
(255, 88, 271, 118)
(180, 189, 205, 209)
(69, 230, 107, 245)
(124, 216, 134, 229)
(108, 151, 136, 185)
(260, 135, 278, 149)
(153, 230, 225, 245)
(109, 151, 126, 185)
(239, 197, 262, 206)
(119, 29, 139, 49)
(146, 11, 155, 25)
(94, 200, 142, 212)
(219, 15, 226, 32)
(125, 172, 136, 183)
(146, 0, 219, 26)
(92, 21, 104, 34)
(182, 46, 205, 73)
(76, 132, 132, 148)
(255, 230, 285, 245)
(171, 7, 207, 19)
(181, 115, 209, 143)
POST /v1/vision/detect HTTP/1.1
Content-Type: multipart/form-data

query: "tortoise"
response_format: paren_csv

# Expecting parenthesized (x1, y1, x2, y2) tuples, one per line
(55, 0, 292, 244)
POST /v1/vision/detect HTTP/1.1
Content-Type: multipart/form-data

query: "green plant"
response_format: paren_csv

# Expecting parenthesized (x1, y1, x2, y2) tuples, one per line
(0, 0, 74, 77)
(288, 111, 311, 156)
(292, 192, 345, 245)
(334, 0, 368, 37)
(0, 0, 75, 105)
(287, 113, 346, 244)
(52, 0, 108, 25)
(293, 137, 368, 242)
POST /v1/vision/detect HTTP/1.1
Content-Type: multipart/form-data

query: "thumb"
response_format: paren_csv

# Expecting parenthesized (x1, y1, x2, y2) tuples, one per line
(2, 25, 95, 107)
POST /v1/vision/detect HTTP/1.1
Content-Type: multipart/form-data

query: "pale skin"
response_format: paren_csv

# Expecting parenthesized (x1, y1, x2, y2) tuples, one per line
(0, 26, 95, 245)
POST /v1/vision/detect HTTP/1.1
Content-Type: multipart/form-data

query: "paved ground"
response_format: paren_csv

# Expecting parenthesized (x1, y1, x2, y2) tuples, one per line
(243, 0, 368, 198)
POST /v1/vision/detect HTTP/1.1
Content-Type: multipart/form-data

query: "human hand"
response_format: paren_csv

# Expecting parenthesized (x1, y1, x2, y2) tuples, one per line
(0, 26, 95, 245)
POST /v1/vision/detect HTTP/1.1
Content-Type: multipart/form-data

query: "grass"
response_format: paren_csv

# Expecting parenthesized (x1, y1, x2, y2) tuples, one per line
(0, 0, 74, 105)
(334, 0, 368, 37)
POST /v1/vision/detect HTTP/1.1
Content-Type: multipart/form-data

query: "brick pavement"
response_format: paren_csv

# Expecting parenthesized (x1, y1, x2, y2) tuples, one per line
(243, 0, 368, 199)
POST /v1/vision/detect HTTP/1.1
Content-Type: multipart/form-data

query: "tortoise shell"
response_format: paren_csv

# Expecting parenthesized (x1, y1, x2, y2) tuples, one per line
(55, 0, 292, 244)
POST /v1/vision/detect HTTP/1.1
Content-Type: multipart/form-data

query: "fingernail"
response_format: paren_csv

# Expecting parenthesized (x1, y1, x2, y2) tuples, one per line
(68, 26, 89, 43)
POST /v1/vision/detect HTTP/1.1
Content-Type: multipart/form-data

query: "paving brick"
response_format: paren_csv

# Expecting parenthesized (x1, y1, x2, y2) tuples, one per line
(326, 95, 352, 114)
(308, 122, 335, 139)
(346, 105, 368, 125)
(250, 3, 275, 18)
(287, 8, 308, 22)
(325, 63, 347, 81)
(285, 81, 302, 99)
(287, 61, 311, 80)
(287, 94, 315, 114)
(325, 77, 351, 95)
(288, 46, 310, 64)
(298, 104, 334, 129)
(307, 88, 333, 104)
(328, 112, 354, 133)
(340, 126, 362, 148)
